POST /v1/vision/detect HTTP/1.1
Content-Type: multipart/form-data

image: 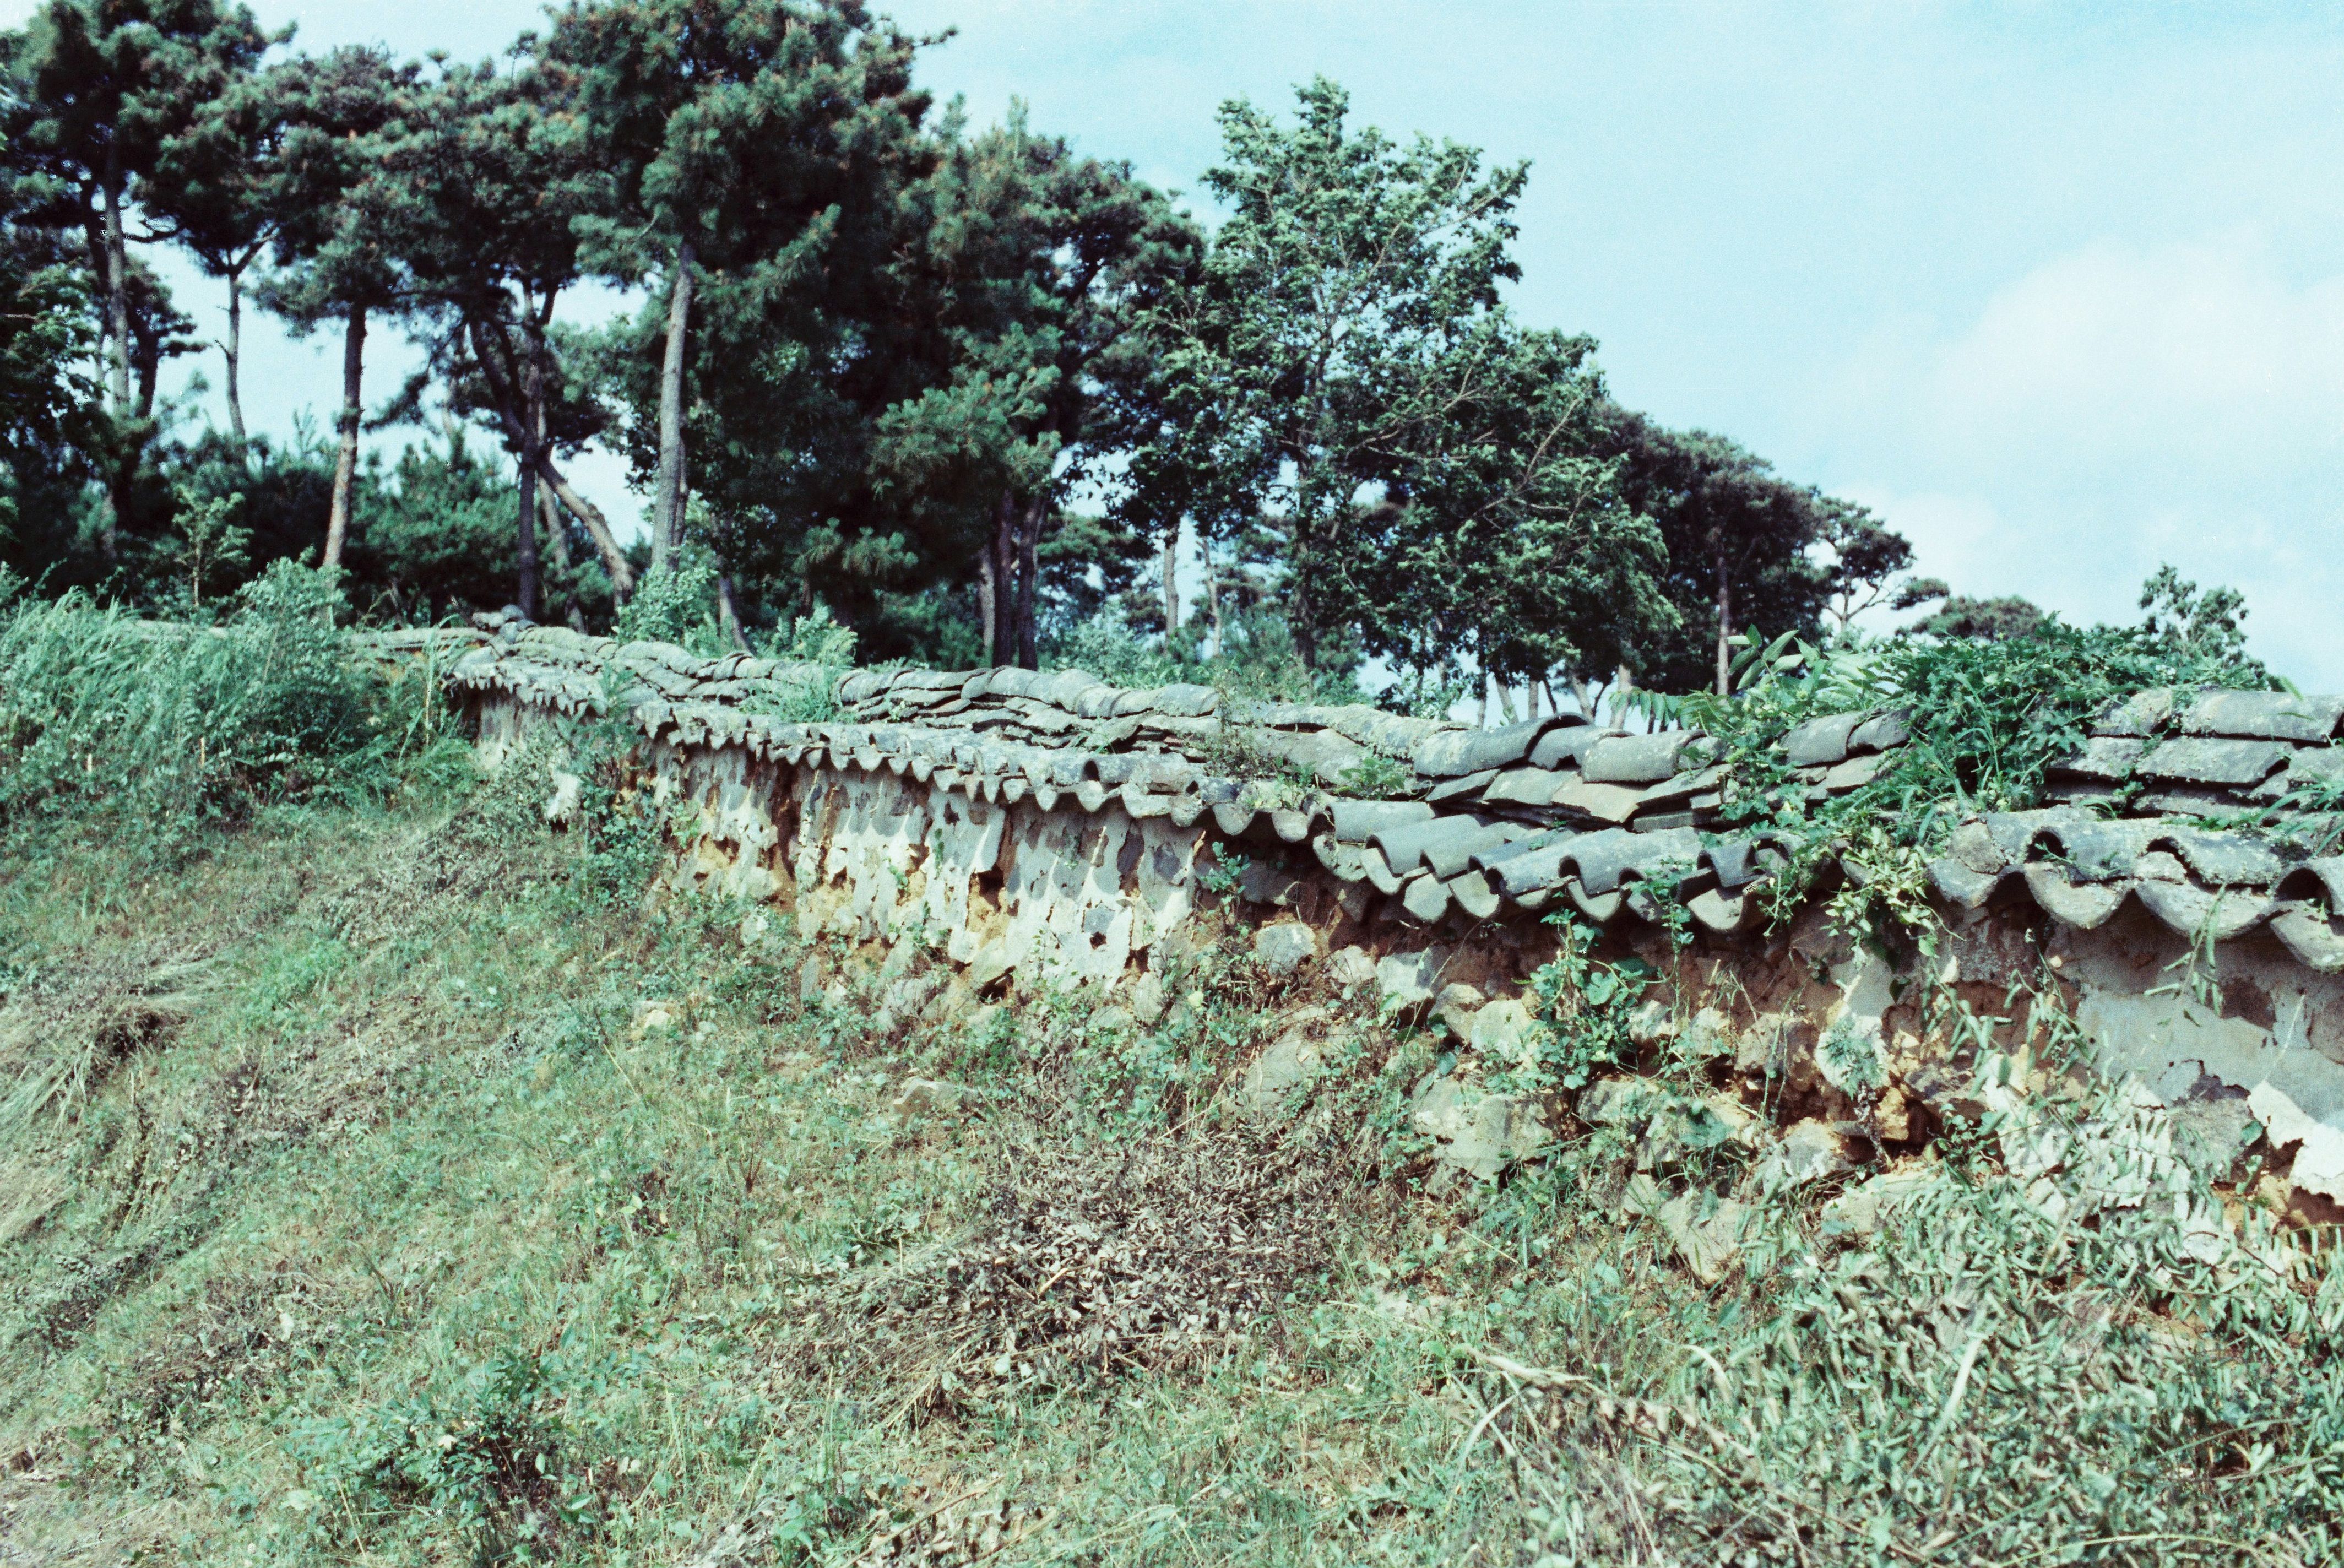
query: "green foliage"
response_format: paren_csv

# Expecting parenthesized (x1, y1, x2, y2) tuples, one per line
(1193, 840, 1249, 897)
(1333, 752, 1413, 799)
(0, 562, 454, 850)
(154, 481, 249, 612)
(774, 599, 856, 668)
(1136, 78, 1672, 686)
(1520, 915, 1654, 1090)
(1631, 568, 2276, 933)
(611, 540, 725, 654)
(1913, 590, 2047, 641)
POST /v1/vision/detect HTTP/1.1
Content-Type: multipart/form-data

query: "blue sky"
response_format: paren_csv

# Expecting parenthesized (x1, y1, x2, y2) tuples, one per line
(12, 0, 2343, 683)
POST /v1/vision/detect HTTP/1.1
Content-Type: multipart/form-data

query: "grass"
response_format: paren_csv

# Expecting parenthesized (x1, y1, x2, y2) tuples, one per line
(3, 741, 2343, 1565)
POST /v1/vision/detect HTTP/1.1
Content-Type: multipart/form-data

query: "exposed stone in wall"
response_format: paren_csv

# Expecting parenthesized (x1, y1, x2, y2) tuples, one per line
(440, 622, 2344, 1210)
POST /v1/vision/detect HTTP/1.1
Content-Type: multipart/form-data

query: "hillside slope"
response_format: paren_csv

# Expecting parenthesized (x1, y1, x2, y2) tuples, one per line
(0, 772, 2339, 1566)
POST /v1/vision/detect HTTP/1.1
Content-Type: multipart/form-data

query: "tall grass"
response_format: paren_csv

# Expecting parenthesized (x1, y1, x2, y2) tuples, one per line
(0, 563, 459, 853)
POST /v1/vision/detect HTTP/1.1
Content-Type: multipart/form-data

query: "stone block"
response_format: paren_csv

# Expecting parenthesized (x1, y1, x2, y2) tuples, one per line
(1582, 731, 1694, 784)
(2181, 690, 2344, 742)
(1466, 997, 1538, 1067)
(1410, 1076, 1550, 1179)
(1782, 712, 1863, 767)
(1376, 946, 1454, 1007)
(1253, 921, 1322, 975)
(2135, 737, 2289, 786)
(1326, 945, 1378, 988)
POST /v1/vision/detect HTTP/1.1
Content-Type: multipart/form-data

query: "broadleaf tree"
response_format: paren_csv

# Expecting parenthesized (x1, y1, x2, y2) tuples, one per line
(1133, 78, 1669, 697)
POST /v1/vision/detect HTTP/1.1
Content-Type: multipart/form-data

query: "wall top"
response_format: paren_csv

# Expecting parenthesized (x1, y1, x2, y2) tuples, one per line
(427, 612, 2344, 972)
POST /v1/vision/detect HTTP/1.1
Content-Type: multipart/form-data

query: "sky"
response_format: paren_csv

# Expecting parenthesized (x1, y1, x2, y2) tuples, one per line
(10, 0, 2343, 684)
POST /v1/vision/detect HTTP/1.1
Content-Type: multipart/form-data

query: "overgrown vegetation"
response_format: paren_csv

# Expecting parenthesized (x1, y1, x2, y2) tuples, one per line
(2, 645, 2341, 1564)
(0, 562, 461, 856)
(1631, 568, 2278, 935)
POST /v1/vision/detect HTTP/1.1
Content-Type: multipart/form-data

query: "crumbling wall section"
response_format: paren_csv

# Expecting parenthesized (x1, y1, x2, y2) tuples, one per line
(445, 621, 2344, 1209)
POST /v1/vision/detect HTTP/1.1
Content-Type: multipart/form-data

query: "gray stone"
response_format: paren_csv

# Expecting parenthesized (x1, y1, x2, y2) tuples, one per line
(1241, 1030, 1328, 1119)
(1327, 945, 1379, 988)
(1655, 1192, 1751, 1285)
(2093, 688, 2175, 737)
(1253, 921, 1322, 975)
(2135, 737, 2290, 786)
(1576, 1076, 1653, 1126)
(1376, 946, 1455, 1007)
(1432, 982, 1485, 1039)
(1848, 708, 1912, 753)
(967, 937, 1016, 990)
(1819, 751, 1891, 793)
(1467, 997, 1539, 1067)
(2051, 735, 2145, 780)
(1582, 731, 1694, 784)
(1130, 971, 1167, 1026)
(1328, 799, 1433, 843)
(890, 1077, 980, 1116)
(1528, 724, 1620, 769)
(2181, 690, 2344, 742)
(2167, 1092, 2260, 1176)
(1782, 712, 1864, 768)
(1752, 1118, 1859, 1192)
(1820, 1168, 1934, 1238)
(1411, 1077, 1550, 1179)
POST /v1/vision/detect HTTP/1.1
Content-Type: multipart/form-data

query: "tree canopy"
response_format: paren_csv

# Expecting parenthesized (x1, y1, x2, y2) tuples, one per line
(0, 6, 1991, 707)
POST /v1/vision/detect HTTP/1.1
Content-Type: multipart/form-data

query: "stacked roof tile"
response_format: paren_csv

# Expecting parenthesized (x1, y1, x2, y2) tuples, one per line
(432, 612, 2344, 969)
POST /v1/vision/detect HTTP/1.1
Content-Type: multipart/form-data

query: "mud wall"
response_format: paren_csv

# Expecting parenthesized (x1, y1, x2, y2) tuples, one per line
(465, 676, 2344, 1212)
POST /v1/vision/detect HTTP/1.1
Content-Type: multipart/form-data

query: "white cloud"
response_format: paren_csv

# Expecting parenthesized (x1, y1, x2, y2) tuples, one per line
(1827, 232, 2344, 687)
(1924, 232, 2344, 474)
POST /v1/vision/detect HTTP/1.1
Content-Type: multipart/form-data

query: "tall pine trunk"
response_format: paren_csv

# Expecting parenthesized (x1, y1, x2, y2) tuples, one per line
(1160, 529, 1179, 639)
(717, 573, 751, 652)
(651, 238, 696, 572)
(517, 349, 543, 619)
(987, 491, 1018, 666)
(223, 269, 246, 445)
(517, 458, 540, 620)
(323, 305, 367, 569)
(1016, 495, 1045, 670)
(1288, 513, 1316, 670)
(538, 484, 585, 631)
(1713, 540, 1733, 697)
(1206, 544, 1225, 658)
(101, 159, 129, 415)
(978, 548, 999, 668)
(99, 158, 131, 561)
